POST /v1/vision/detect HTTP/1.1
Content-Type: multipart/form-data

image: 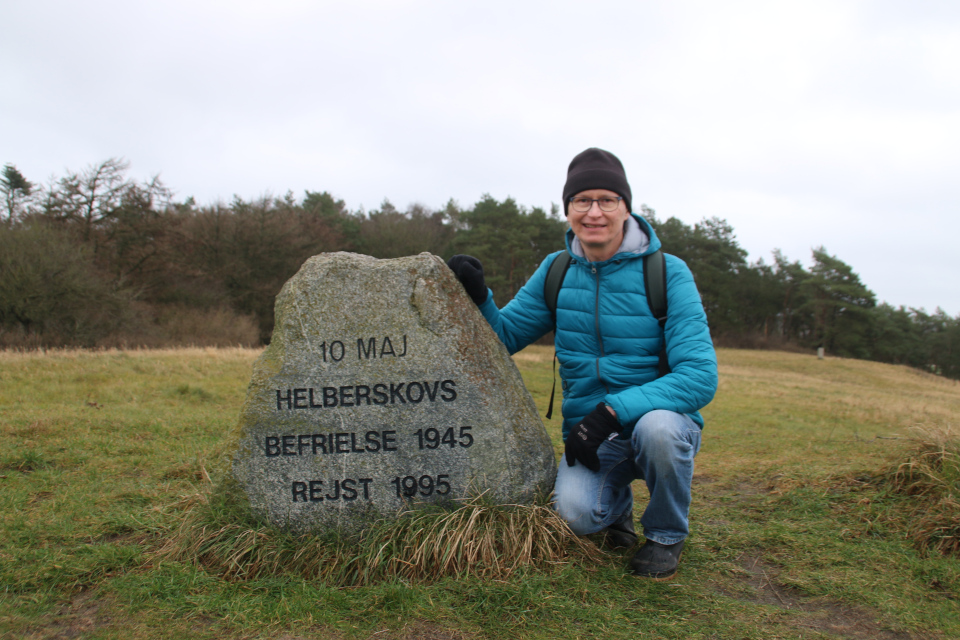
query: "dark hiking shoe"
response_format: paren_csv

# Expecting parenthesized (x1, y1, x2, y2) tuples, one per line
(597, 509, 637, 551)
(600, 518, 638, 550)
(629, 539, 685, 580)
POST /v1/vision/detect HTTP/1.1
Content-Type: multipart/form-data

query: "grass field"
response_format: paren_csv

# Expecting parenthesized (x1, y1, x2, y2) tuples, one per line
(1, 346, 958, 639)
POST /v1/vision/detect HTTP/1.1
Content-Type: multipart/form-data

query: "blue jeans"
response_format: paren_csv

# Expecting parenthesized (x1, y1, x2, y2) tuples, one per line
(554, 410, 702, 545)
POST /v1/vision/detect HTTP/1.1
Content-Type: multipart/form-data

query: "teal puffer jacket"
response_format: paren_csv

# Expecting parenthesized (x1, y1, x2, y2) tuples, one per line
(478, 214, 718, 441)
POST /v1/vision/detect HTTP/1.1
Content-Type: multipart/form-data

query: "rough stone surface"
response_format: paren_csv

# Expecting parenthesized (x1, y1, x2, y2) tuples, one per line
(231, 252, 556, 534)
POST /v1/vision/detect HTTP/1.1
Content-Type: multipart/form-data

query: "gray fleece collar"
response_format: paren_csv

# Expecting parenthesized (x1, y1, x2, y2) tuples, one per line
(571, 215, 649, 260)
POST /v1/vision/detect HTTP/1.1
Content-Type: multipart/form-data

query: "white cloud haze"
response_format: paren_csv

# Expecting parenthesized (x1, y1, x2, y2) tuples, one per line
(3, 0, 959, 314)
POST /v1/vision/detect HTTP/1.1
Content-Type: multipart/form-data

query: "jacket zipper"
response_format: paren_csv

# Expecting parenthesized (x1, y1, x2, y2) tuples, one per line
(592, 266, 610, 394)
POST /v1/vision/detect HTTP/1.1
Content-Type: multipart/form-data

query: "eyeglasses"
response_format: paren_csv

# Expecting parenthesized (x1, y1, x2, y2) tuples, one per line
(569, 196, 623, 213)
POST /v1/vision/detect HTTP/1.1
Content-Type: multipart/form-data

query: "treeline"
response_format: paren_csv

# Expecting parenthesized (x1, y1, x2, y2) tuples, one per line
(2, 159, 958, 379)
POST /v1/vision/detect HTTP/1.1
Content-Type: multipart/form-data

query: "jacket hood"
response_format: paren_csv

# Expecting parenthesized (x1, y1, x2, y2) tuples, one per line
(566, 212, 662, 265)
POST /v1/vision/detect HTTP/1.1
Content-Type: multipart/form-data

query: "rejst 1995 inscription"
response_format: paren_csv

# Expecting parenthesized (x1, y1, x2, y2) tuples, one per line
(231, 252, 556, 534)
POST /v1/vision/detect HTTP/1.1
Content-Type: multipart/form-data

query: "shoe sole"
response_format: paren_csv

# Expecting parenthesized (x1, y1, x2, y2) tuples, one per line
(630, 551, 682, 581)
(633, 571, 677, 582)
(632, 568, 677, 581)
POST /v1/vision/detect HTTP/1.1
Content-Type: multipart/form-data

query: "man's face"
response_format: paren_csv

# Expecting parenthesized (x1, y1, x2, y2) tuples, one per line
(567, 188, 630, 258)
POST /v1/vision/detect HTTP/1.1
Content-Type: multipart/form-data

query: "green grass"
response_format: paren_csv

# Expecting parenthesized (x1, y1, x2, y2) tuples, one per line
(2, 346, 959, 639)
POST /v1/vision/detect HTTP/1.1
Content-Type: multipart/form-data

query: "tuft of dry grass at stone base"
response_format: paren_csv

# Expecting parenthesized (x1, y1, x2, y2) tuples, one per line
(153, 487, 604, 585)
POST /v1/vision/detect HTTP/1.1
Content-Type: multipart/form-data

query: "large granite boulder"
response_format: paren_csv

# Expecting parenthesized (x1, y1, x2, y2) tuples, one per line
(231, 252, 556, 534)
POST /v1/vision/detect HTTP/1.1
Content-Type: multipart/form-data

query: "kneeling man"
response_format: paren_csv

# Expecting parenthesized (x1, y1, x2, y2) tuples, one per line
(448, 148, 717, 579)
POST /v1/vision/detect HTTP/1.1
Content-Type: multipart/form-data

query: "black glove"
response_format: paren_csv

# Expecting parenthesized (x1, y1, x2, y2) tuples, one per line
(446, 255, 488, 305)
(565, 403, 621, 471)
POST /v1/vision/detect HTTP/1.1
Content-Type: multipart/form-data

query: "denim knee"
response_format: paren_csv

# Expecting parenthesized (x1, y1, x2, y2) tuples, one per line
(628, 410, 701, 544)
(630, 410, 701, 464)
(554, 460, 602, 535)
(553, 438, 637, 536)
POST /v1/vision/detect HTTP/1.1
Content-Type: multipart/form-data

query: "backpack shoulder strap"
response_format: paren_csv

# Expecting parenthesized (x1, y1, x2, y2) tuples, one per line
(642, 249, 671, 377)
(543, 251, 572, 322)
(543, 251, 571, 420)
(643, 249, 667, 326)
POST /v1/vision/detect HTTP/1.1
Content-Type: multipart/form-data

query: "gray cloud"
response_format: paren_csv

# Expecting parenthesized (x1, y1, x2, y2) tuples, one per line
(3, 0, 958, 314)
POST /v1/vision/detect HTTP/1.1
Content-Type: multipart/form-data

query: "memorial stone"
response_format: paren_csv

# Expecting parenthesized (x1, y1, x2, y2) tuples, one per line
(231, 252, 557, 534)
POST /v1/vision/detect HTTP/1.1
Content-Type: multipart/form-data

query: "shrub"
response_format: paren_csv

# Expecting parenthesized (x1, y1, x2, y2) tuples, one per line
(0, 223, 129, 347)
(98, 303, 261, 349)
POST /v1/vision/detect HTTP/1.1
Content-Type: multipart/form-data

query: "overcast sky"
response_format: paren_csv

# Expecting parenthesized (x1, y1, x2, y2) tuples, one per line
(4, 0, 958, 315)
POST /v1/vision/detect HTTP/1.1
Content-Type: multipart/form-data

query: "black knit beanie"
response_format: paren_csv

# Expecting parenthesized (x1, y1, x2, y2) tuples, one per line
(561, 148, 632, 215)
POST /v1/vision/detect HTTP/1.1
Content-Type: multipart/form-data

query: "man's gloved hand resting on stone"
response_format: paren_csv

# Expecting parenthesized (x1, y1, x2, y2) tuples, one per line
(447, 255, 488, 306)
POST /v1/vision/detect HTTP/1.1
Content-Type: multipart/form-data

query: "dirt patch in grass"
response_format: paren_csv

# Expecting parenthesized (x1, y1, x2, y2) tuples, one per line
(364, 621, 473, 640)
(725, 552, 918, 640)
(23, 591, 113, 640)
(732, 552, 806, 610)
(160, 460, 206, 482)
(10, 420, 56, 438)
(27, 490, 55, 504)
(692, 473, 716, 485)
(270, 621, 469, 640)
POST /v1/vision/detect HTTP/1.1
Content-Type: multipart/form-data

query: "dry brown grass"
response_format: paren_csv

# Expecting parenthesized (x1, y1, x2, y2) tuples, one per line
(153, 488, 605, 586)
(716, 349, 960, 429)
(877, 425, 960, 556)
(890, 425, 960, 495)
(698, 349, 960, 486)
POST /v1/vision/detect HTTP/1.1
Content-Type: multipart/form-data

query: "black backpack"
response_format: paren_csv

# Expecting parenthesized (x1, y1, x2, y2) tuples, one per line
(542, 250, 669, 419)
